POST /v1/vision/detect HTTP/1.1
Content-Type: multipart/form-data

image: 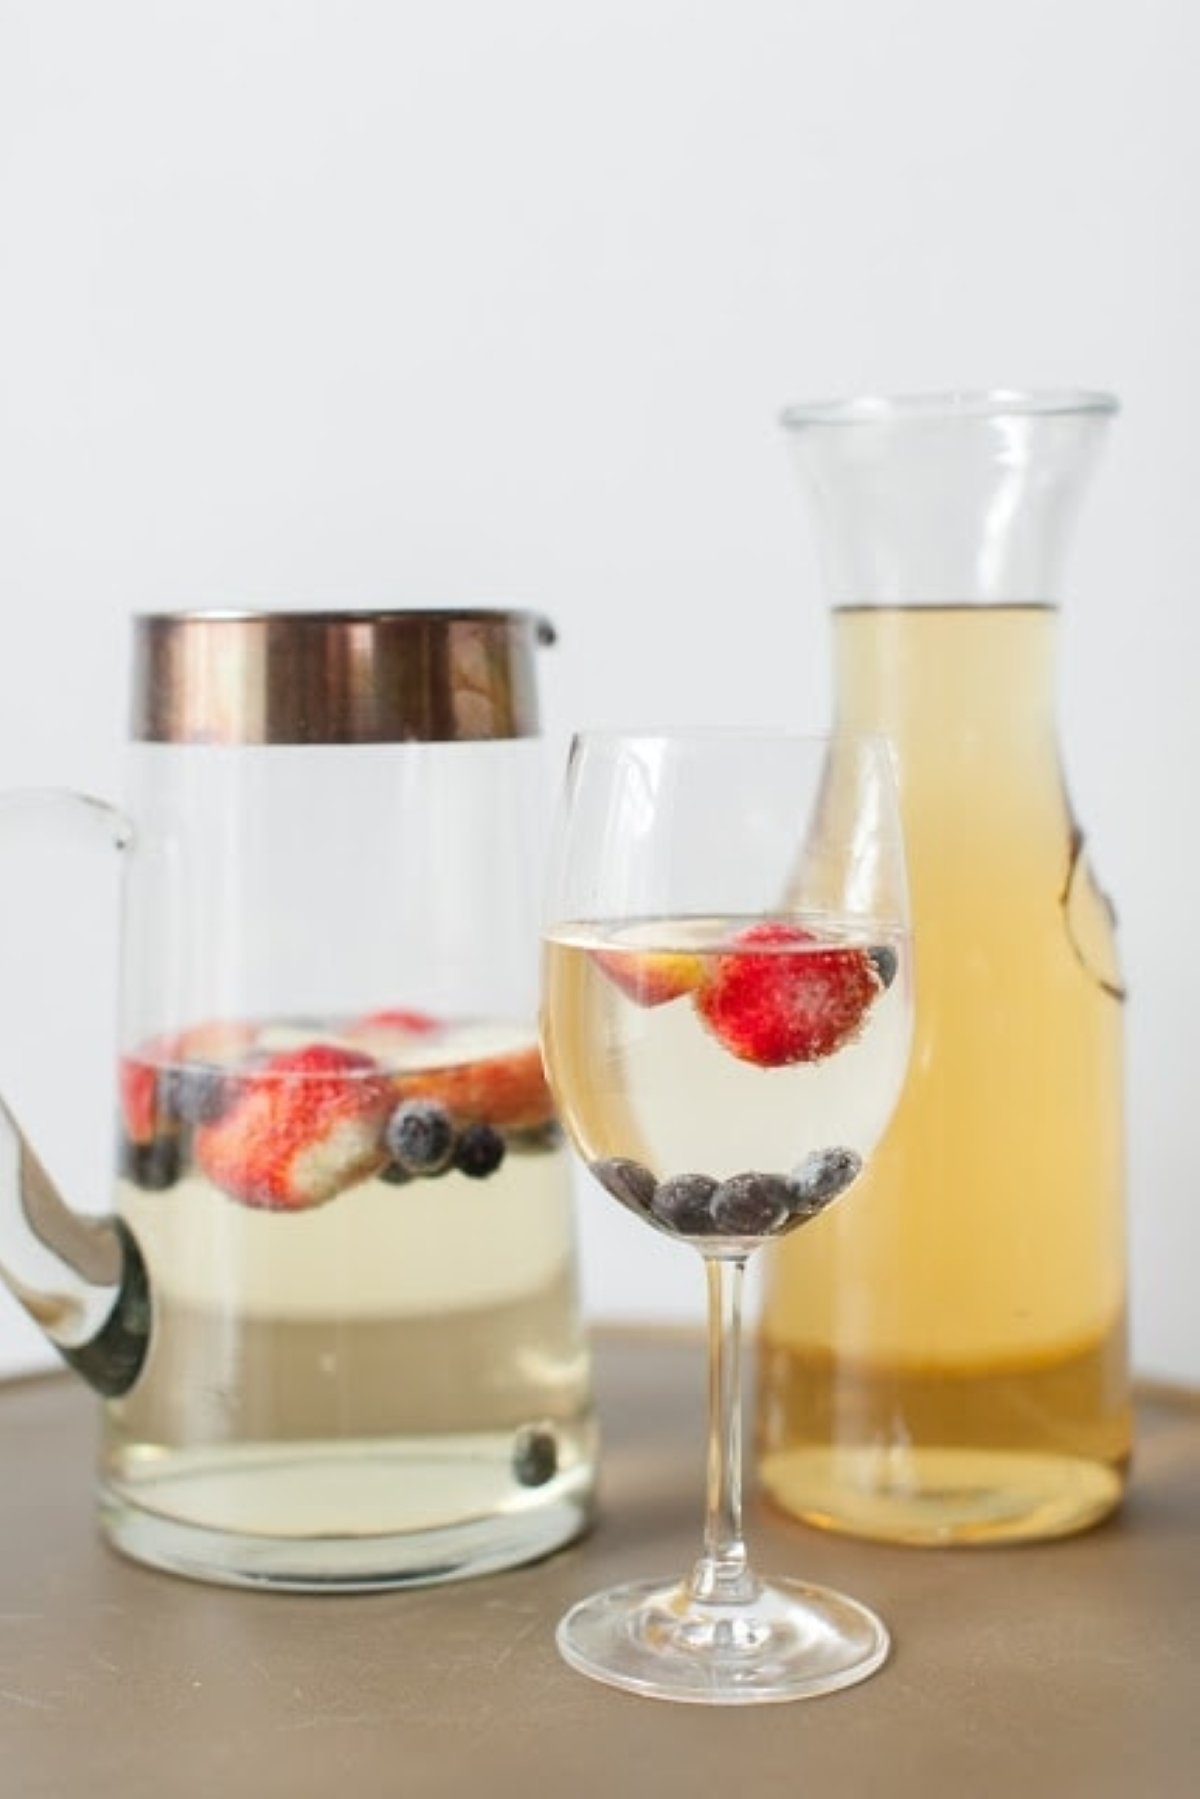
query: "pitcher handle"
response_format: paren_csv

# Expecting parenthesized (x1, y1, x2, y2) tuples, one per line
(0, 790, 150, 1397)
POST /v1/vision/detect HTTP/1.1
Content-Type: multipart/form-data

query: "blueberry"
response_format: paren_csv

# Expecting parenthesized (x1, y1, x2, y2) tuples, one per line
(384, 1099, 454, 1175)
(162, 1066, 233, 1126)
(592, 1157, 657, 1217)
(787, 1146, 862, 1218)
(121, 1134, 182, 1193)
(651, 1173, 718, 1236)
(454, 1122, 506, 1180)
(512, 1424, 558, 1488)
(868, 945, 898, 990)
(710, 1172, 791, 1237)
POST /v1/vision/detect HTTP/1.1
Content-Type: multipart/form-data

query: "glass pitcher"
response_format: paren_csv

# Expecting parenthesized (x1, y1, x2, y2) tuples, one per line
(0, 608, 596, 1588)
(757, 393, 1130, 1544)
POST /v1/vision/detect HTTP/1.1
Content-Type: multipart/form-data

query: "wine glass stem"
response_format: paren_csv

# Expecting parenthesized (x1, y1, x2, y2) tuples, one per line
(689, 1254, 759, 1607)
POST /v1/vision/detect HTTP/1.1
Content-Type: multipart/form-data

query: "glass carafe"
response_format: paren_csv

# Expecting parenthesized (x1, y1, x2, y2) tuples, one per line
(757, 393, 1130, 1544)
(0, 608, 595, 1588)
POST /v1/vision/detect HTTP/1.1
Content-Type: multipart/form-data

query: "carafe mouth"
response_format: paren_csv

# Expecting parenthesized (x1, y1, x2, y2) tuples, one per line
(780, 389, 1117, 608)
(780, 390, 1119, 429)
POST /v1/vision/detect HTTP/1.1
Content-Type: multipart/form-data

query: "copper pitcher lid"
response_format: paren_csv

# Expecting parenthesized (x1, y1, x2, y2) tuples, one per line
(131, 608, 554, 745)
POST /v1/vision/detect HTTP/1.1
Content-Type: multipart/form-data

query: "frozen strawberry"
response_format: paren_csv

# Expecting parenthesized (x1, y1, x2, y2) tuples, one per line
(195, 1043, 394, 1211)
(592, 948, 703, 1008)
(343, 1008, 445, 1061)
(694, 922, 884, 1067)
(345, 1008, 442, 1039)
(119, 1042, 185, 1192)
(119, 1055, 163, 1147)
(392, 1043, 554, 1131)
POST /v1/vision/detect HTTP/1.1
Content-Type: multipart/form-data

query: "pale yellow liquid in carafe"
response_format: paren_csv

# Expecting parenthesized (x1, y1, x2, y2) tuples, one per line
(757, 606, 1131, 1543)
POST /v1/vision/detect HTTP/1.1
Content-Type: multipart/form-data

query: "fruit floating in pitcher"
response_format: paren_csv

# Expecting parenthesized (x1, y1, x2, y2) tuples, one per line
(117, 1013, 558, 1208)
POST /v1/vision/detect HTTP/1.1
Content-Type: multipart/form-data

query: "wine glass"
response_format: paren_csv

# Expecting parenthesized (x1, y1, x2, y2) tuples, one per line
(539, 730, 912, 1704)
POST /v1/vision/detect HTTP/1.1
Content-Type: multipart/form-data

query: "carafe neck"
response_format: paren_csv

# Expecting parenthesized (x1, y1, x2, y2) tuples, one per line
(782, 391, 1116, 609)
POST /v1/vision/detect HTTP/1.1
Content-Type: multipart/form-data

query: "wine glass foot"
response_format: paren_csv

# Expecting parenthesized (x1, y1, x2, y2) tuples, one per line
(556, 1575, 889, 1705)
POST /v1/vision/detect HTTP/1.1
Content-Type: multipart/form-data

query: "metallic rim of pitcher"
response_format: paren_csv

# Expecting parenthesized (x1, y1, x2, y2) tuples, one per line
(779, 389, 1120, 427)
(133, 606, 555, 633)
(131, 607, 553, 745)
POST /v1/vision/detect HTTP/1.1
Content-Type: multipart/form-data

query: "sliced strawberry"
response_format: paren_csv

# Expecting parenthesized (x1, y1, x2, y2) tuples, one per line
(592, 948, 704, 1008)
(195, 1043, 394, 1211)
(694, 922, 883, 1067)
(119, 1055, 162, 1147)
(391, 1043, 554, 1131)
(345, 1008, 443, 1038)
(342, 1008, 445, 1062)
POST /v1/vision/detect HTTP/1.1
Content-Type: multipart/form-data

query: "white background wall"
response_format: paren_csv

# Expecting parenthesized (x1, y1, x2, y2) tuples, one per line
(0, 2, 1196, 1383)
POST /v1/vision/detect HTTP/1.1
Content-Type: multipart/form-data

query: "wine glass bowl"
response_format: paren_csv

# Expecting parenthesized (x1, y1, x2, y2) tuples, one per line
(540, 730, 911, 1704)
